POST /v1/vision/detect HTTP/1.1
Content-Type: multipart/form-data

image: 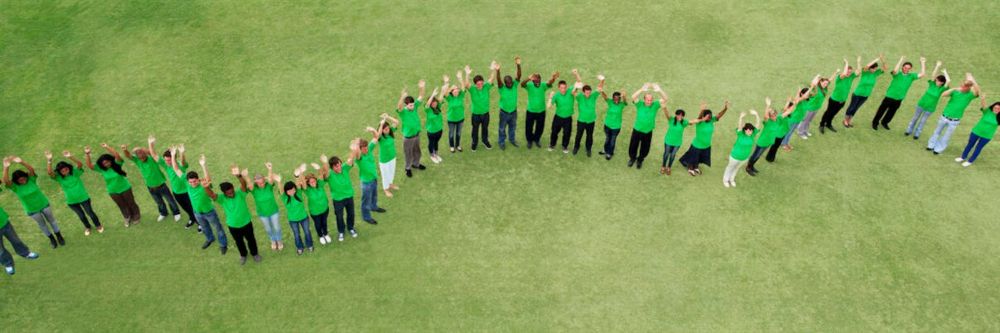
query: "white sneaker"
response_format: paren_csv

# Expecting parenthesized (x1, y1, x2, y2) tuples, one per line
(325, 235, 333, 243)
(338, 233, 344, 242)
(807, 132, 813, 137)
(547, 147, 554, 152)
(723, 180, 731, 188)
(174, 214, 182, 222)
(562, 149, 569, 154)
(730, 181, 737, 188)
(350, 229, 358, 238)
(962, 162, 972, 167)
(319, 236, 327, 245)
(157, 215, 166, 222)
(799, 135, 808, 140)
(955, 157, 964, 162)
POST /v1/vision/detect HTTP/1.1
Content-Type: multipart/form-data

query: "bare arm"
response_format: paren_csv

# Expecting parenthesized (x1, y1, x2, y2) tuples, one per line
(148, 135, 159, 162)
(266, 162, 276, 185)
(917, 57, 927, 78)
(463, 66, 472, 89)
(1, 157, 11, 186)
(396, 88, 407, 111)
(120, 144, 133, 160)
(236, 169, 249, 193)
(84, 146, 95, 169)
(652, 83, 668, 102)
(737, 112, 746, 130)
(66, 152, 84, 169)
(892, 56, 904, 74)
(930, 61, 942, 80)
(204, 180, 217, 200)
(514, 56, 522, 82)
(101, 143, 122, 162)
(717, 100, 730, 120)
(547, 71, 558, 86)
(486, 61, 497, 83)
(631, 84, 648, 102)
(417, 80, 426, 101)
(841, 58, 850, 79)
(45, 151, 55, 177)
(198, 154, 209, 183)
(750, 110, 761, 129)
(942, 69, 951, 85)
(967, 73, 981, 96)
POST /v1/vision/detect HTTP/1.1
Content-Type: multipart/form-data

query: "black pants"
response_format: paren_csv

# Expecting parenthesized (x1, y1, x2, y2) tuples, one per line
(525, 111, 546, 144)
(311, 211, 329, 238)
(471, 113, 490, 148)
(573, 121, 595, 153)
(228, 222, 259, 257)
(67, 199, 101, 229)
(872, 97, 903, 127)
(628, 130, 653, 161)
(819, 99, 846, 127)
(747, 145, 768, 170)
(148, 184, 180, 217)
(333, 197, 355, 234)
(427, 130, 442, 155)
(602, 126, 621, 156)
(173, 192, 196, 223)
(765, 136, 785, 162)
(550, 115, 573, 149)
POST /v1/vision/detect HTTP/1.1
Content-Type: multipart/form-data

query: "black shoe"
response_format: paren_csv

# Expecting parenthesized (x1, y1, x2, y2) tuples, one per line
(185, 220, 194, 229)
(586, 150, 592, 157)
(925, 147, 933, 151)
(499, 144, 506, 150)
(827, 125, 837, 133)
(572, 148, 579, 155)
(365, 219, 378, 225)
(872, 124, 879, 130)
(526, 142, 533, 149)
(201, 240, 213, 249)
(882, 124, 890, 130)
(636, 160, 644, 169)
(220, 246, 228, 255)
(627, 159, 636, 167)
(510, 142, 519, 148)
(55, 232, 65, 245)
(820, 126, 826, 134)
(373, 208, 387, 213)
(605, 154, 612, 160)
(913, 136, 919, 140)
(904, 132, 910, 137)
(406, 169, 413, 178)
(48, 235, 58, 249)
(416, 164, 426, 170)
(598, 151, 605, 155)
(484, 142, 492, 149)
(933, 151, 940, 155)
(471, 145, 477, 151)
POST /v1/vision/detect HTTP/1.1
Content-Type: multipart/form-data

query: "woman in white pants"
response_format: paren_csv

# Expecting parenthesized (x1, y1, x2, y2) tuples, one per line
(723, 111, 760, 188)
(368, 114, 401, 198)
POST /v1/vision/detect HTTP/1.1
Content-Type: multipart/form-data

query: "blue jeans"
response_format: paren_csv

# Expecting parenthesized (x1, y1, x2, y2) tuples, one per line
(962, 133, 991, 163)
(288, 219, 313, 250)
(0, 222, 32, 268)
(259, 212, 282, 242)
(927, 116, 960, 153)
(361, 180, 379, 221)
(661, 144, 680, 168)
(781, 121, 801, 146)
(603, 126, 621, 156)
(905, 106, 933, 137)
(498, 110, 517, 146)
(448, 121, 463, 148)
(194, 210, 228, 247)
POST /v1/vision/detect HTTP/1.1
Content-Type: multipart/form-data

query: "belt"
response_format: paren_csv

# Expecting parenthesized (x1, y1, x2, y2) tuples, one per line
(944, 116, 959, 121)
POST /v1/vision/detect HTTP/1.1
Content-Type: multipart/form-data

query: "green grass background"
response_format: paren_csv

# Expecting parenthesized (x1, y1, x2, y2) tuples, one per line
(2, 0, 999, 331)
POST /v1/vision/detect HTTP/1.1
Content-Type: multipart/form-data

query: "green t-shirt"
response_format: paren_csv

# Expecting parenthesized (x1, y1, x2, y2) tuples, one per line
(378, 132, 397, 163)
(359, 141, 378, 182)
(942, 90, 977, 119)
(130, 156, 166, 187)
(445, 91, 466, 122)
(98, 160, 132, 194)
(216, 190, 251, 228)
(328, 163, 355, 201)
(0, 188, 9, 227)
(53, 167, 90, 205)
(854, 69, 884, 97)
(187, 182, 214, 214)
(664, 119, 689, 147)
(10, 175, 49, 214)
(604, 99, 626, 130)
(249, 183, 279, 217)
(971, 108, 999, 138)
(552, 91, 575, 118)
(790, 102, 808, 123)
(304, 179, 329, 215)
(397, 100, 423, 138)
(498, 80, 519, 112)
(160, 160, 188, 194)
(916, 80, 949, 113)
(692, 116, 718, 149)
(282, 193, 308, 222)
(755, 119, 779, 148)
(730, 129, 758, 161)
(469, 83, 493, 115)
(806, 87, 827, 112)
(424, 106, 443, 134)
(524, 82, 550, 113)
(775, 115, 791, 137)
(831, 73, 857, 103)
(633, 101, 660, 134)
(576, 93, 598, 123)
(885, 72, 919, 100)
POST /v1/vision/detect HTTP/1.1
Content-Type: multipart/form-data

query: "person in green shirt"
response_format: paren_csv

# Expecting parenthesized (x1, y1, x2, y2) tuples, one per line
(958, 100, 1000, 167)
(296, 160, 332, 245)
(781, 85, 816, 150)
(327, 154, 357, 242)
(598, 79, 628, 160)
(0, 186, 40, 276)
(86, 144, 141, 227)
(547, 80, 575, 153)
(443, 68, 470, 153)
(843, 55, 886, 128)
(797, 72, 835, 138)
(680, 101, 730, 176)
(723, 111, 760, 188)
(46, 150, 102, 235)
(2, 157, 64, 248)
(627, 83, 669, 169)
(281, 181, 313, 255)
(149, 139, 198, 229)
(521, 69, 559, 148)
(395, 81, 427, 177)
(571, 70, 600, 157)
(872, 56, 926, 130)
(748, 97, 798, 175)
(927, 74, 982, 154)
(170, 152, 228, 254)
(661, 109, 702, 175)
(469, 62, 497, 151)
(496, 57, 523, 149)
(353, 137, 385, 225)
(123, 137, 180, 222)
(248, 162, 282, 250)
(905, 63, 948, 139)
(819, 58, 860, 133)
(206, 168, 260, 265)
(368, 115, 400, 197)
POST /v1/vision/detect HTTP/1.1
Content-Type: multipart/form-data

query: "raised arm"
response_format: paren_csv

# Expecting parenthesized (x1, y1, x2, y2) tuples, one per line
(120, 144, 133, 160)
(486, 61, 497, 83)
(930, 60, 942, 80)
(547, 71, 559, 86)
(101, 143, 122, 162)
(65, 151, 83, 169)
(737, 112, 746, 130)
(148, 135, 160, 162)
(396, 88, 408, 110)
(856, 56, 862, 75)
(967, 73, 981, 96)
(204, 180, 217, 200)
(1, 157, 11, 186)
(45, 151, 55, 177)
(417, 80, 426, 101)
(198, 154, 210, 183)
(514, 56, 522, 82)
(841, 58, 850, 79)
(942, 69, 951, 85)
(178, 144, 187, 167)
(495, 62, 503, 86)
(917, 57, 927, 78)
(319, 154, 330, 178)
(84, 146, 95, 169)
(652, 83, 668, 103)
(462, 65, 472, 89)
(571, 68, 583, 84)
(365, 126, 380, 141)
(750, 109, 761, 129)
(381, 113, 400, 127)
(233, 166, 249, 192)
(265, 162, 276, 185)
(717, 100, 730, 120)
(892, 56, 904, 74)
(981, 93, 988, 109)
(631, 84, 647, 102)
(546, 91, 555, 110)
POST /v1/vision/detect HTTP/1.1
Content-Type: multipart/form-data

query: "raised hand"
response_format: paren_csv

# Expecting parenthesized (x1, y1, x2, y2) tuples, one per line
(45, 151, 53, 160)
(230, 166, 240, 176)
(310, 163, 321, 170)
(365, 126, 376, 132)
(574, 81, 584, 89)
(2, 157, 10, 168)
(12, 157, 22, 164)
(749, 110, 759, 116)
(490, 60, 497, 70)
(652, 84, 662, 92)
(464, 65, 472, 75)
(514, 56, 521, 65)
(178, 144, 186, 154)
(62, 150, 72, 158)
(198, 154, 206, 167)
(919, 56, 926, 63)
(597, 74, 605, 81)
(265, 162, 273, 170)
(100, 143, 109, 149)
(418, 80, 426, 89)
(442, 74, 450, 82)
(120, 144, 128, 152)
(148, 135, 156, 145)
(320, 154, 329, 163)
(241, 169, 249, 178)
(572, 68, 579, 75)
(740, 111, 747, 117)
(400, 89, 407, 97)
(84, 146, 92, 154)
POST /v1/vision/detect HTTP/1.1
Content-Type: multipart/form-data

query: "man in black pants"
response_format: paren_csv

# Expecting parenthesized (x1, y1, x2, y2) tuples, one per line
(871, 56, 925, 130)
(521, 70, 558, 148)
(547, 80, 574, 153)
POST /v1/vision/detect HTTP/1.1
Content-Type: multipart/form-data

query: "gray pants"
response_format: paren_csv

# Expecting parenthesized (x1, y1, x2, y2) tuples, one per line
(28, 206, 60, 236)
(403, 135, 422, 170)
(798, 111, 819, 136)
(0, 222, 32, 267)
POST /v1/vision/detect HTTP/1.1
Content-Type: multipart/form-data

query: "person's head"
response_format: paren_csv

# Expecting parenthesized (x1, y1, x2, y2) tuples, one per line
(449, 86, 460, 96)
(612, 92, 622, 104)
(503, 75, 514, 88)
(643, 94, 654, 106)
(186, 171, 200, 187)
(283, 181, 297, 197)
(845, 66, 854, 75)
(699, 109, 713, 120)
(867, 62, 879, 72)
(329, 156, 343, 173)
(403, 96, 415, 110)
(959, 80, 974, 91)
(742, 123, 756, 135)
(428, 98, 439, 109)
(11, 170, 28, 185)
(798, 87, 809, 97)
(901, 62, 913, 74)
(253, 174, 266, 187)
(531, 73, 541, 85)
(97, 154, 114, 169)
(473, 75, 484, 88)
(219, 182, 235, 198)
(304, 174, 318, 187)
(359, 139, 369, 154)
(935, 75, 947, 86)
(55, 161, 73, 177)
(162, 150, 174, 165)
(819, 78, 830, 89)
(674, 109, 686, 120)
(133, 148, 148, 161)
(557, 80, 567, 93)
(582, 85, 592, 97)
(380, 121, 393, 136)
(766, 108, 777, 120)
(991, 102, 1000, 113)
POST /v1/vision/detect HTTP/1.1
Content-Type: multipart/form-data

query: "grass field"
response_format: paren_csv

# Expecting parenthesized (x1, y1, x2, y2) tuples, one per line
(2, 1, 1000, 331)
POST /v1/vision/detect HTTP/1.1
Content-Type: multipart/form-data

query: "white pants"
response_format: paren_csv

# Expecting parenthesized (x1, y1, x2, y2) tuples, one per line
(722, 157, 746, 183)
(379, 159, 396, 190)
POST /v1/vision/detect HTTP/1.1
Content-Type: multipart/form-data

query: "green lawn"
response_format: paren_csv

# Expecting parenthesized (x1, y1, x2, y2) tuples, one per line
(2, 1, 999, 331)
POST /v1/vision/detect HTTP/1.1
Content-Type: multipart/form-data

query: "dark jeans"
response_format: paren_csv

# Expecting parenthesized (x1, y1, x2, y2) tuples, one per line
(173, 192, 196, 223)
(0, 223, 32, 267)
(109, 188, 141, 223)
(765, 136, 785, 162)
(573, 121, 595, 153)
(471, 113, 490, 148)
(227, 222, 258, 257)
(844, 94, 869, 117)
(427, 130, 442, 155)
(872, 97, 903, 127)
(447, 121, 463, 148)
(962, 133, 991, 163)
(311, 210, 329, 238)
(333, 197, 355, 234)
(67, 199, 101, 229)
(498, 110, 517, 146)
(628, 130, 653, 161)
(289, 219, 313, 250)
(747, 145, 768, 169)
(550, 115, 573, 149)
(525, 111, 546, 144)
(148, 184, 180, 217)
(820, 99, 847, 127)
(602, 126, 621, 156)
(661, 144, 680, 168)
